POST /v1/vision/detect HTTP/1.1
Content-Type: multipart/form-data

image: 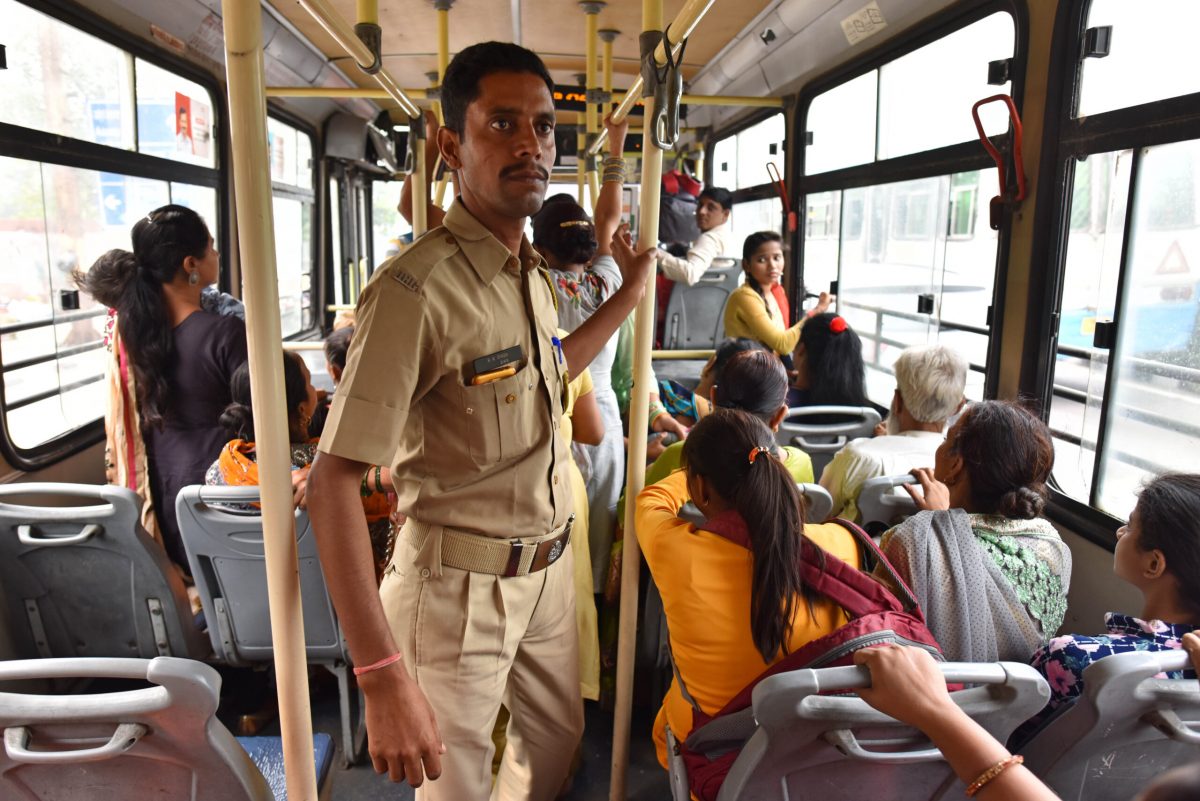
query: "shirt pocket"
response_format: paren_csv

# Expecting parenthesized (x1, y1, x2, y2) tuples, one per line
(459, 361, 539, 468)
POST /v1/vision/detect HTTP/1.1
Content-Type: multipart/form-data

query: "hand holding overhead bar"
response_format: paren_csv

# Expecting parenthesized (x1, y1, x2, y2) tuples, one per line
(588, 0, 716, 156)
(972, 94, 1026, 230)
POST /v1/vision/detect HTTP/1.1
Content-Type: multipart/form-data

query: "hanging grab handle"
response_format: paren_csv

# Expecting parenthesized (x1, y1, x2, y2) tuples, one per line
(766, 161, 797, 233)
(971, 94, 1026, 230)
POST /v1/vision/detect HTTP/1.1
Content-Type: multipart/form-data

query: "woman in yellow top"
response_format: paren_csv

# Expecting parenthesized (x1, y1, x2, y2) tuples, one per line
(635, 408, 861, 768)
(723, 231, 831, 356)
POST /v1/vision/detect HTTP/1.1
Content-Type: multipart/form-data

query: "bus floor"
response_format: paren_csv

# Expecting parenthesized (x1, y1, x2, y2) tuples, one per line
(241, 675, 669, 799)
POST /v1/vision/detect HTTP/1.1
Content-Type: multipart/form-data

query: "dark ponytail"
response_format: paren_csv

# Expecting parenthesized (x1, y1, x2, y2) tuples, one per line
(531, 197, 597, 266)
(1131, 473, 1200, 617)
(798, 312, 869, 407)
(75, 204, 211, 428)
(682, 409, 820, 662)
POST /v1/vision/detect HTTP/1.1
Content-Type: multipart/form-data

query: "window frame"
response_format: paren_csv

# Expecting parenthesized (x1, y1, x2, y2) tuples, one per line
(1022, 0, 1200, 548)
(265, 106, 322, 340)
(792, 0, 1028, 406)
(0, 0, 227, 470)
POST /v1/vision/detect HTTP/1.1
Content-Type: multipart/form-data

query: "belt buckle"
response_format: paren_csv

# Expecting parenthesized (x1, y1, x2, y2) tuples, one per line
(545, 515, 574, 566)
(503, 540, 525, 578)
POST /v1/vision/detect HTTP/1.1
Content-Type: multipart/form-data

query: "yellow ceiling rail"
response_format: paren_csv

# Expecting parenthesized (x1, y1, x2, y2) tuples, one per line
(265, 86, 430, 99)
(292, 0, 421, 118)
(615, 91, 782, 108)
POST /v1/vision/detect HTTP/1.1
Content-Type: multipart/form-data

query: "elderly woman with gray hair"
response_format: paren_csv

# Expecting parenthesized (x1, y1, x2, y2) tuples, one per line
(874, 400, 1071, 663)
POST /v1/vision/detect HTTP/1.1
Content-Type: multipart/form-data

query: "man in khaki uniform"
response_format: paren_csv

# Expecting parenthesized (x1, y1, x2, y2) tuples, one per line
(308, 42, 653, 800)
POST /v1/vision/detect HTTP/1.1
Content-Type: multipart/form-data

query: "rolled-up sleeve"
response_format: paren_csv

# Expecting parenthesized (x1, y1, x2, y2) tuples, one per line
(319, 274, 437, 467)
(657, 228, 723, 286)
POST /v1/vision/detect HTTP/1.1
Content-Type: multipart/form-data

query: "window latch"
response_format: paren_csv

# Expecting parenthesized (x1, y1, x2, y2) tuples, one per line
(1083, 26, 1112, 59)
(917, 293, 935, 315)
(59, 290, 80, 312)
(1092, 319, 1116, 350)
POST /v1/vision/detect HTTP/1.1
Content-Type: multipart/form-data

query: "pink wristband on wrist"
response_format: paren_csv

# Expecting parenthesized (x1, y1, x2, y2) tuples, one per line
(353, 652, 403, 677)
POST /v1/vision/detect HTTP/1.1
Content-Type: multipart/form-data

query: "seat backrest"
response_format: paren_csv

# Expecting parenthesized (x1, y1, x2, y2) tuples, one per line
(0, 656, 270, 801)
(777, 406, 883, 478)
(1020, 649, 1200, 801)
(857, 474, 919, 536)
(717, 661, 1049, 801)
(175, 485, 346, 667)
(677, 483, 832, 527)
(0, 483, 209, 661)
(663, 257, 741, 350)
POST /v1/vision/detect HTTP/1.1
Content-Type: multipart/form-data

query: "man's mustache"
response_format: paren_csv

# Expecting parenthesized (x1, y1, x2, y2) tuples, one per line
(500, 164, 549, 181)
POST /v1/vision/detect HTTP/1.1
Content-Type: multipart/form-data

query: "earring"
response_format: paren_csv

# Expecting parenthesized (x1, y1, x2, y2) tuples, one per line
(188, 271, 199, 286)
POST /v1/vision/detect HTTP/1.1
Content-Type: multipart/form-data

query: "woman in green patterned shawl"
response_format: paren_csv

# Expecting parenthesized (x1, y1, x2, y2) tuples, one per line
(875, 400, 1070, 662)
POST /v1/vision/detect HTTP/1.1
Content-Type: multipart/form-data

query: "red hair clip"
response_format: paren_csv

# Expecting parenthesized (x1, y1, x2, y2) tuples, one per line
(748, 446, 770, 465)
(829, 316, 848, 334)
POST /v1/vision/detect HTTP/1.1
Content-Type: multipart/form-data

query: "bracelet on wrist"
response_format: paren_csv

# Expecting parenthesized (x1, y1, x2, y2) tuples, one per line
(374, 465, 385, 493)
(965, 755, 1023, 797)
(353, 652, 404, 677)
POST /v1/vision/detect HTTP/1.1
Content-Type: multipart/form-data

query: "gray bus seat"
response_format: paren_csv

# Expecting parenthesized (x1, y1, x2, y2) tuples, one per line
(858, 474, 919, 536)
(663, 257, 741, 350)
(1020, 648, 1200, 801)
(174, 485, 364, 768)
(0, 656, 273, 801)
(777, 406, 883, 478)
(0, 482, 209, 661)
(681, 660, 1048, 801)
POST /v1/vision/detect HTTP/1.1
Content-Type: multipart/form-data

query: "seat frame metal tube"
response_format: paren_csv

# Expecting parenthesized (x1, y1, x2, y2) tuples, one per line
(220, 1, 318, 798)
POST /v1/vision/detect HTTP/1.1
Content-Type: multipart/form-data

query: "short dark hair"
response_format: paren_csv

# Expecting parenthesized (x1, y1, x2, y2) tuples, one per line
(1135, 473, 1200, 617)
(220, 351, 310, 443)
(323, 325, 353, 372)
(441, 42, 555, 134)
(699, 186, 733, 211)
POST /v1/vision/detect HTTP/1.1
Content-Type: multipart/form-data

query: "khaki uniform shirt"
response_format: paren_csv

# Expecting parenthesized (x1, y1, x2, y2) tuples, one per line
(319, 200, 573, 538)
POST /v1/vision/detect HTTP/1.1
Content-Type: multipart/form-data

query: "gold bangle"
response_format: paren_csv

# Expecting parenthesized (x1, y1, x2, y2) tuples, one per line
(965, 755, 1023, 797)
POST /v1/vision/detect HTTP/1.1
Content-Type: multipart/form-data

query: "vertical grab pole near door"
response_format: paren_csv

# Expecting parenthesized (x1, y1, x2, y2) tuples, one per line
(432, 0, 453, 207)
(610, 0, 663, 798)
(582, 2, 604, 212)
(220, 1, 318, 799)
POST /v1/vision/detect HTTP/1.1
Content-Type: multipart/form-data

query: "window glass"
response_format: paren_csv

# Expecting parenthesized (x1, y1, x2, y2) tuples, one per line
(712, 137, 737, 189)
(268, 117, 299, 187)
(169, 184, 218, 241)
(1047, 151, 1130, 506)
(805, 71, 878, 175)
(734, 115, 785, 190)
(372, 180, 411, 268)
(829, 171, 996, 407)
(135, 59, 216, 168)
(802, 191, 840, 301)
(1097, 139, 1200, 518)
(274, 196, 311, 338)
(0, 0, 134, 149)
(330, 178, 345, 305)
(1079, 0, 1200, 117)
(729, 199, 782, 258)
(877, 13, 1014, 160)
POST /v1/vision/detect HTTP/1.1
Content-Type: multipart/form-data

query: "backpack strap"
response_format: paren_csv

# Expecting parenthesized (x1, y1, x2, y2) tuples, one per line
(824, 517, 924, 616)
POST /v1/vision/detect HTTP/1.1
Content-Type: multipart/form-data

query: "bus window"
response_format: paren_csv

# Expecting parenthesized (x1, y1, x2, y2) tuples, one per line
(268, 117, 316, 338)
(802, 190, 840, 299)
(712, 114, 786, 259)
(371, 179, 411, 267)
(1078, 0, 1200, 117)
(804, 72, 876, 176)
(0, 0, 221, 461)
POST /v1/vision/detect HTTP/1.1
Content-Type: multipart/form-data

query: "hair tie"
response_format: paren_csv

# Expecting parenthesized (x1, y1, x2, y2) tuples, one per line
(748, 446, 770, 465)
(829, 316, 848, 334)
(559, 219, 591, 228)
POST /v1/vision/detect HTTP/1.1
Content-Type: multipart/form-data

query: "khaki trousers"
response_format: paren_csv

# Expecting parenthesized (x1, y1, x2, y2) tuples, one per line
(380, 524, 585, 801)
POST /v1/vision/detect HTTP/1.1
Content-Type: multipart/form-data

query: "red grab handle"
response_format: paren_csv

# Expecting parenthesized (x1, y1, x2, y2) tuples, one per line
(972, 94, 1026, 229)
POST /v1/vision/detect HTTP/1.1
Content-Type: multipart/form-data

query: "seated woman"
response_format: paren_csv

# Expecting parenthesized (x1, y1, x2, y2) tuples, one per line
(645, 348, 814, 487)
(723, 231, 830, 358)
(1027, 473, 1200, 724)
(653, 337, 764, 430)
(789, 312, 871, 410)
(206, 352, 395, 574)
(876, 400, 1071, 662)
(635, 409, 861, 768)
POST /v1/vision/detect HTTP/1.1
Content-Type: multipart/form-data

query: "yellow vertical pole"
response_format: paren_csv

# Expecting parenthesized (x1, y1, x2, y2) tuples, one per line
(582, 3, 603, 211)
(600, 29, 616, 95)
(610, 0, 662, 798)
(413, 122, 429, 237)
(356, 0, 377, 24)
(576, 111, 586, 202)
(219, 1, 317, 799)
(432, 1, 453, 208)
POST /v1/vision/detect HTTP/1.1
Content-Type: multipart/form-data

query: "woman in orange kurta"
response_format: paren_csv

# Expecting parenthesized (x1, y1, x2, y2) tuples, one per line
(636, 408, 861, 768)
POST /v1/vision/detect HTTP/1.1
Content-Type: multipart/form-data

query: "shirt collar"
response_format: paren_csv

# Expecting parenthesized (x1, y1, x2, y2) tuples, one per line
(443, 199, 545, 285)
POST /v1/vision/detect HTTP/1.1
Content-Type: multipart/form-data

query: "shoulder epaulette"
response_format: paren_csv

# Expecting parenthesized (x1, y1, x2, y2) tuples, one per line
(378, 226, 459, 294)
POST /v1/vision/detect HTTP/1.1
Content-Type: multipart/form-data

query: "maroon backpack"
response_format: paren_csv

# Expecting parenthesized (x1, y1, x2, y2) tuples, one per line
(671, 517, 945, 801)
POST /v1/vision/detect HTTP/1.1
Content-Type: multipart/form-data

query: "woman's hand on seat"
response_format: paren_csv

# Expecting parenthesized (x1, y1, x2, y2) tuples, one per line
(853, 644, 956, 729)
(651, 410, 688, 441)
(904, 467, 950, 511)
(1184, 631, 1200, 673)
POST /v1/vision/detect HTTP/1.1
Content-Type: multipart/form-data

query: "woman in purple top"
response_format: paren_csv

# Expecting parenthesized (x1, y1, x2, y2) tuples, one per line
(1024, 473, 1200, 732)
(77, 205, 247, 569)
